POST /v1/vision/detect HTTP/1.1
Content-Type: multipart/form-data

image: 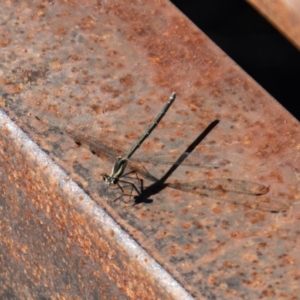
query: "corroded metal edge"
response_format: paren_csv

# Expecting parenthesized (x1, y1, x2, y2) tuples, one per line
(247, 0, 300, 50)
(1, 0, 299, 298)
(0, 110, 193, 300)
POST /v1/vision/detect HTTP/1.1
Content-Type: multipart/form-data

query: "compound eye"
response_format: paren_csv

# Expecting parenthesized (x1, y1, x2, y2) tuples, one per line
(102, 175, 117, 186)
(103, 175, 111, 184)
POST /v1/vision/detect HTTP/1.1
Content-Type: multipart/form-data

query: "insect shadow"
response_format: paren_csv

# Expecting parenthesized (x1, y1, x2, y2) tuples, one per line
(132, 120, 287, 213)
(133, 119, 220, 205)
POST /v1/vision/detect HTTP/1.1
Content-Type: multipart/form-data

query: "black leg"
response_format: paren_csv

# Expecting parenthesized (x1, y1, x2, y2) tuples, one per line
(111, 179, 141, 203)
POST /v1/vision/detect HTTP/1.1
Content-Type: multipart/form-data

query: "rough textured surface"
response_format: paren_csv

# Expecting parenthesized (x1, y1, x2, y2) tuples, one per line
(0, 112, 192, 299)
(0, 0, 300, 299)
(248, 0, 300, 50)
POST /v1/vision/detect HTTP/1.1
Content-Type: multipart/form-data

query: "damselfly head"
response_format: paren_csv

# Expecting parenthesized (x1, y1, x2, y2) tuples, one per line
(103, 174, 117, 186)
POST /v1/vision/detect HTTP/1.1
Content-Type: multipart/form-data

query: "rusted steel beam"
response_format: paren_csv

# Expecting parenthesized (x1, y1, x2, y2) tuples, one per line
(247, 0, 300, 50)
(0, 111, 191, 299)
(0, 0, 299, 299)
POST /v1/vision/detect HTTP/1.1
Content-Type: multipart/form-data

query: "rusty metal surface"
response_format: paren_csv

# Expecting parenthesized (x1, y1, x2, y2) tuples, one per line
(247, 0, 300, 50)
(0, 111, 192, 299)
(0, 0, 300, 299)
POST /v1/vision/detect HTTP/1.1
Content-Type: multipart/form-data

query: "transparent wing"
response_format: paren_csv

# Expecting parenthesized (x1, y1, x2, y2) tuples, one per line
(165, 178, 288, 212)
(65, 127, 219, 169)
(130, 152, 220, 169)
(167, 178, 269, 195)
(65, 127, 160, 181)
(126, 161, 159, 182)
(64, 127, 121, 163)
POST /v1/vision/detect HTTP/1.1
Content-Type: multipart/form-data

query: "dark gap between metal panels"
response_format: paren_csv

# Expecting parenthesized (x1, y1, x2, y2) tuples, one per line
(171, 0, 300, 121)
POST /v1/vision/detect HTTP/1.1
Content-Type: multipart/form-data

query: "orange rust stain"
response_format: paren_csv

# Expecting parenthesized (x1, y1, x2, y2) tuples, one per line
(79, 16, 97, 30)
(0, 35, 11, 47)
(278, 254, 295, 266)
(261, 288, 276, 297)
(49, 58, 62, 73)
(176, 109, 188, 116)
(119, 74, 134, 86)
(103, 102, 121, 112)
(137, 99, 145, 105)
(53, 27, 67, 36)
(156, 231, 169, 238)
(124, 132, 138, 140)
(181, 207, 190, 214)
(223, 261, 238, 269)
(211, 206, 222, 214)
(208, 275, 217, 285)
(181, 222, 190, 230)
(168, 245, 179, 256)
(107, 50, 118, 57)
(192, 221, 203, 230)
(230, 232, 249, 239)
(183, 244, 194, 251)
(101, 85, 120, 98)
(249, 212, 266, 224)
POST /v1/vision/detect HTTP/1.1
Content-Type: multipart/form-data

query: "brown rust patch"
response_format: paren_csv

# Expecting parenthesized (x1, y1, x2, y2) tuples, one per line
(119, 74, 134, 86)
(0, 0, 299, 298)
